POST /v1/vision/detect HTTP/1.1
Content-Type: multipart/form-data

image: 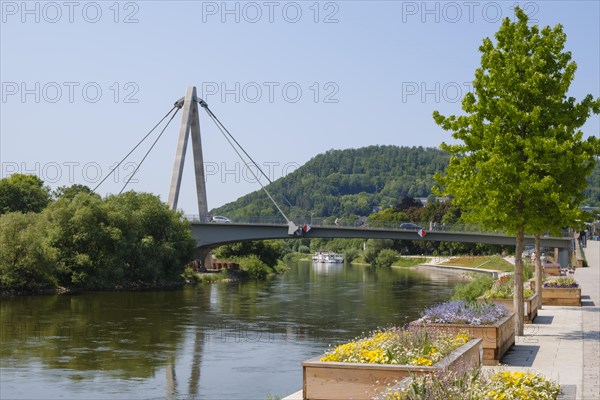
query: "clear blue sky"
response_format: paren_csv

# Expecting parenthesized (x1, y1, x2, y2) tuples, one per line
(1, 1, 599, 213)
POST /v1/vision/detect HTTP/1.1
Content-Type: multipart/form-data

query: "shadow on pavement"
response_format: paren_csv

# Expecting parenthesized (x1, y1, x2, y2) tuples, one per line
(534, 315, 554, 325)
(557, 330, 600, 341)
(580, 295, 596, 307)
(558, 384, 577, 399)
(500, 344, 540, 367)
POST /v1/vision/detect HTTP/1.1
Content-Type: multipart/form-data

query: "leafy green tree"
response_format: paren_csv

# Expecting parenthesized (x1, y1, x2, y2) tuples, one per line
(52, 184, 95, 200)
(0, 174, 50, 214)
(104, 192, 196, 284)
(0, 212, 56, 291)
(44, 192, 122, 287)
(364, 239, 393, 265)
(367, 208, 408, 225)
(433, 9, 600, 334)
(214, 240, 281, 267)
(374, 249, 399, 268)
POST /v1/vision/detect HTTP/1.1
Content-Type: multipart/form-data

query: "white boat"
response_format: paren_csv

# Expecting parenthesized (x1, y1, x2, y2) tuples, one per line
(312, 251, 344, 263)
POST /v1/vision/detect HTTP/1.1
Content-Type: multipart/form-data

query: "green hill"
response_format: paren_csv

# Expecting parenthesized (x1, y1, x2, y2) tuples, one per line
(211, 146, 450, 219)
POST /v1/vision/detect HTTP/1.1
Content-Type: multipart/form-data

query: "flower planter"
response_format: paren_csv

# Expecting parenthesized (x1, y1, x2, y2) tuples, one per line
(414, 313, 514, 366)
(301, 338, 482, 400)
(478, 293, 539, 323)
(542, 287, 581, 306)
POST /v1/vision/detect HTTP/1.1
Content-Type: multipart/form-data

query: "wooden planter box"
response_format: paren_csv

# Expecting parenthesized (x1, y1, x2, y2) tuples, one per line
(302, 338, 482, 400)
(478, 293, 539, 323)
(542, 287, 581, 306)
(414, 313, 514, 366)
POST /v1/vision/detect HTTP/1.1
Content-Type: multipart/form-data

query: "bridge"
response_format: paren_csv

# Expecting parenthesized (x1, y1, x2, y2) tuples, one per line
(189, 221, 572, 265)
(116, 86, 573, 267)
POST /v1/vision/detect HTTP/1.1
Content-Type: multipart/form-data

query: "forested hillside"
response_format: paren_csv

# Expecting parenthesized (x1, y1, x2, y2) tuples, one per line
(213, 148, 600, 219)
(212, 146, 450, 219)
(583, 159, 600, 207)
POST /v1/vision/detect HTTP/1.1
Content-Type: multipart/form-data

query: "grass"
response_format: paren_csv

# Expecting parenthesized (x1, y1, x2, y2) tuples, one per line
(392, 257, 428, 267)
(441, 255, 515, 272)
(351, 255, 369, 265)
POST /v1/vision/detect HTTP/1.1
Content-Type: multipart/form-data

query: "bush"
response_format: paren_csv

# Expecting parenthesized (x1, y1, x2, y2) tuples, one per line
(181, 265, 197, 282)
(343, 248, 360, 263)
(374, 249, 399, 268)
(364, 239, 394, 265)
(0, 212, 56, 292)
(297, 245, 311, 254)
(452, 273, 495, 302)
(236, 255, 271, 279)
(483, 275, 534, 299)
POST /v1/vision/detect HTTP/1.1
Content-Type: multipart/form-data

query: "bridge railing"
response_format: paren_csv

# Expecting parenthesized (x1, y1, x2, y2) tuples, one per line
(184, 214, 573, 238)
(185, 215, 489, 233)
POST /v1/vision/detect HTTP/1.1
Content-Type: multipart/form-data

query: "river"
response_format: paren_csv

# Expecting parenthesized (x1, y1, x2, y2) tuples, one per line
(0, 261, 465, 399)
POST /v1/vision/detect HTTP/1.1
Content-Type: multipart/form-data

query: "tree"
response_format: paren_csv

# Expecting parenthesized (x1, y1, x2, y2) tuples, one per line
(433, 9, 600, 335)
(52, 184, 95, 200)
(44, 192, 122, 287)
(104, 192, 196, 284)
(0, 212, 56, 291)
(0, 174, 50, 214)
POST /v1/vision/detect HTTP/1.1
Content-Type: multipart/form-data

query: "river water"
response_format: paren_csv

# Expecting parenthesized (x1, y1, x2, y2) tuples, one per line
(0, 261, 464, 399)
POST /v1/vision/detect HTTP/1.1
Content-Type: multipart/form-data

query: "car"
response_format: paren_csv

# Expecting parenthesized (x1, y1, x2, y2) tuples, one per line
(210, 216, 231, 223)
(399, 223, 422, 231)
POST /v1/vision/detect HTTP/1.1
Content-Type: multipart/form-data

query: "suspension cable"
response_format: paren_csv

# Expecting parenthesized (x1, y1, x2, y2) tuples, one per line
(93, 105, 179, 192)
(119, 107, 181, 194)
(199, 100, 293, 208)
(200, 103, 292, 225)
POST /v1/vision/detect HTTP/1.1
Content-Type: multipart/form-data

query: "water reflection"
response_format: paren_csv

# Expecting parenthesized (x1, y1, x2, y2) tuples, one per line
(312, 261, 344, 275)
(1, 262, 464, 399)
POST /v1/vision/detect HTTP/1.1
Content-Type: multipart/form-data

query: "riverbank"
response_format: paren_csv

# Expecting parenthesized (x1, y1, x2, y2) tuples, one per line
(392, 256, 504, 278)
(0, 281, 186, 297)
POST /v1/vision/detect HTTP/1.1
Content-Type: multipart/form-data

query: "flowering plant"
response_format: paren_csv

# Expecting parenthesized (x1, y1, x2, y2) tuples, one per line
(417, 301, 507, 325)
(320, 327, 470, 367)
(483, 275, 534, 299)
(543, 276, 578, 288)
(378, 369, 560, 399)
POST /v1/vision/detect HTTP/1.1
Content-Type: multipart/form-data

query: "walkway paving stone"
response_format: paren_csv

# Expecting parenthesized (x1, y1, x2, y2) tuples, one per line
(490, 240, 600, 400)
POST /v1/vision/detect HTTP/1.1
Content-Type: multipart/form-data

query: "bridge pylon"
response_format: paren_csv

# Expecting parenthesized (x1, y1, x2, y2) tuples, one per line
(167, 86, 209, 221)
(168, 86, 212, 268)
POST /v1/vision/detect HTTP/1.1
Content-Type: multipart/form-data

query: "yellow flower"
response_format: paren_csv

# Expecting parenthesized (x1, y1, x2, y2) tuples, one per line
(411, 356, 433, 366)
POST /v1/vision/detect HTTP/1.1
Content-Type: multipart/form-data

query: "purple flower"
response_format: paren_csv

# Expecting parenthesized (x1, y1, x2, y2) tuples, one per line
(419, 301, 507, 325)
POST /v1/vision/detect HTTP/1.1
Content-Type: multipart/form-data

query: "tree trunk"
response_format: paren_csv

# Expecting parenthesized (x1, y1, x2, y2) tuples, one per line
(514, 227, 525, 336)
(534, 234, 543, 305)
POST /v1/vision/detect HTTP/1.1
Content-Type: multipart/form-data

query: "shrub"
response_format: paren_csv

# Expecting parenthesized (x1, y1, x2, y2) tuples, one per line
(374, 249, 399, 268)
(181, 265, 198, 282)
(483, 275, 533, 299)
(297, 245, 311, 254)
(236, 255, 271, 279)
(452, 274, 495, 302)
(343, 248, 360, 263)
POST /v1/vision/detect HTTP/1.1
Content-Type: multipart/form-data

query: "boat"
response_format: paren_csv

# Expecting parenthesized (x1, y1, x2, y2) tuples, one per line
(312, 251, 344, 263)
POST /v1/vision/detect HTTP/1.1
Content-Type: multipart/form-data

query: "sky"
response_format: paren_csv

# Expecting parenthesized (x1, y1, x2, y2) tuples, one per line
(1, 0, 599, 214)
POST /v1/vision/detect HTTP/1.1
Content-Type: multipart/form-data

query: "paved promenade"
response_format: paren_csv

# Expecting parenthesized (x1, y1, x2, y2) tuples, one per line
(284, 244, 599, 399)
(496, 240, 600, 399)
